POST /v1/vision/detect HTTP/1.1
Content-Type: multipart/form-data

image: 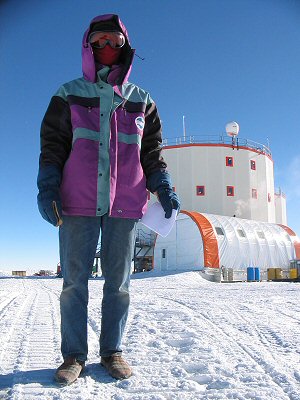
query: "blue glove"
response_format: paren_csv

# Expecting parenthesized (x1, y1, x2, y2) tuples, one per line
(157, 187, 180, 219)
(37, 165, 63, 227)
(147, 170, 180, 219)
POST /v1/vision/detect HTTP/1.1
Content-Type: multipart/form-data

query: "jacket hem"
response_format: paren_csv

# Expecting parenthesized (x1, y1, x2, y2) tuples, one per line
(62, 207, 144, 219)
(109, 209, 143, 219)
(62, 207, 97, 217)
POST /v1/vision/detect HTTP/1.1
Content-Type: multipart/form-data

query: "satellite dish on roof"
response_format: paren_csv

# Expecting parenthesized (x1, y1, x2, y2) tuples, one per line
(226, 121, 239, 137)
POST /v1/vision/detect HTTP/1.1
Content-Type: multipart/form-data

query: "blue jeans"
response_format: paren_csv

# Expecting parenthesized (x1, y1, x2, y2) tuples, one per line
(59, 214, 137, 361)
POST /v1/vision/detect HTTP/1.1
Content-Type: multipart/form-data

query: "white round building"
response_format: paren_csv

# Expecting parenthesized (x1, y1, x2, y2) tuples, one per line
(161, 135, 286, 225)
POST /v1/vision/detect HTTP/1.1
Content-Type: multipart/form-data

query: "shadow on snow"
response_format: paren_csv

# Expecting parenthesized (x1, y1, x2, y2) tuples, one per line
(0, 363, 116, 390)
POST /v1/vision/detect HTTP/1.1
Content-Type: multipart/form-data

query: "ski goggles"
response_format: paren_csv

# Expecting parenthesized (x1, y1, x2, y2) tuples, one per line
(88, 31, 126, 49)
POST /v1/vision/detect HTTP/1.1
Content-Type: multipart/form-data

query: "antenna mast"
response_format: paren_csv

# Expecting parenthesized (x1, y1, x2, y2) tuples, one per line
(183, 115, 186, 141)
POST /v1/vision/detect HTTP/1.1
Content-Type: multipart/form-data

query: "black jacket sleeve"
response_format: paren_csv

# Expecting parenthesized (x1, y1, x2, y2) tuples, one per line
(39, 95, 73, 170)
(140, 101, 167, 179)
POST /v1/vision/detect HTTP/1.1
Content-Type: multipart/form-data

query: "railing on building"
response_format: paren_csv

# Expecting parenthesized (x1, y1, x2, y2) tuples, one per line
(133, 229, 156, 273)
(274, 187, 286, 198)
(135, 229, 156, 247)
(162, 135, 272, 157)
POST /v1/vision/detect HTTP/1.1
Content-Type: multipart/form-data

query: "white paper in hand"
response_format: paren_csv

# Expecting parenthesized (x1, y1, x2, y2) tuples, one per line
(140, 201, 177, 237)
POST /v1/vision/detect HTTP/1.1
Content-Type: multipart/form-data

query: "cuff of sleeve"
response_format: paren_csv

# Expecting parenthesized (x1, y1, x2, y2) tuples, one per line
(37, 164, 62, 191)
(146, 170, 172, 193)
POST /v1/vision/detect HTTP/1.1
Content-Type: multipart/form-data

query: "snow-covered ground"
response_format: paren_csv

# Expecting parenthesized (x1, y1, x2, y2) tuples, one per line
(0, 271, 299, 400)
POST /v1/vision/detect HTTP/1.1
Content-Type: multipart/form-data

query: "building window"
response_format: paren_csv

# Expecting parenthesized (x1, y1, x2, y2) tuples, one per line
(237, 229, 246, 238)
(252, 189, 257, 199)
(215, 227, 224, 236)
(227, 186, 234, 196)
(268, 193, 271, 202)
(250, 160, 256, 170)
(196, 186, 205, 196)
(226, 156, 234, 167)
(256, 231, 265, 240)
(162, 249, 166, 258)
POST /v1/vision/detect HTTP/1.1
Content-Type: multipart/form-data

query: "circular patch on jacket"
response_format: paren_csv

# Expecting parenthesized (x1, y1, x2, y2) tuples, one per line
(135, 116, 145, 130)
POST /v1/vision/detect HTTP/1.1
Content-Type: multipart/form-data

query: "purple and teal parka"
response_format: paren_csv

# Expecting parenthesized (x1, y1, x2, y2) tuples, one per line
(39, 14, 167, 219)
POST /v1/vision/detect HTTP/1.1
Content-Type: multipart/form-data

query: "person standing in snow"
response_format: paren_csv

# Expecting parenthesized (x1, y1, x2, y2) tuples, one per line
(37, 14, 179, 385)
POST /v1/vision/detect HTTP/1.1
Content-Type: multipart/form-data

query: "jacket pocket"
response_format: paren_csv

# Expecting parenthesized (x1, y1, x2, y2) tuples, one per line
(68, 95, 100, 132)
(116, 108, 145, 135)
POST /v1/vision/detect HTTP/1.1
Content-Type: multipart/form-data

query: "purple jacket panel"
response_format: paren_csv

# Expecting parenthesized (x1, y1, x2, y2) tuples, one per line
(60, 139, 99, 216)
(110, 142, 147, 218)
(70, 104, 100, 132)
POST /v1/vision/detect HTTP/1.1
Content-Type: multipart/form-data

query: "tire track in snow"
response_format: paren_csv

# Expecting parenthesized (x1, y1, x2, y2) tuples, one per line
(0, 284, 31, 400)
(2, 287, 40, 400)
(0, 281, 61, 400)
(0, 280, 29, 330)
(158, 294, 300, 399)
(273, 308, 300, 324)
(207, 298, 300, 399)
(1, 276, 299, 400)
(0, 293, 21, 315)
(224, 300, 300, 398)
(121, 293, 209, 400)
(0, 287, 37, 372)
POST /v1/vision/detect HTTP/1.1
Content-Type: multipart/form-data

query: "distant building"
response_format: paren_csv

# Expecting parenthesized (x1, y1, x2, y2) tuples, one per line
(12, 271, 26, 277)
(160, 135, 286, 224)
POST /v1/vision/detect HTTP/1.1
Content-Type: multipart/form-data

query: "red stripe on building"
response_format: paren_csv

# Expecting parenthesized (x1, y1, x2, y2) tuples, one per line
(278, 224, 300, 259)
(181, 210, 220, 268)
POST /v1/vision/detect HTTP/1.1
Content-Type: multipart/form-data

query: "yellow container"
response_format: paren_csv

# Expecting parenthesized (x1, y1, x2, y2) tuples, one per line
(290, 268, 298, 279)
(267, 268, 276, 280)
(275, 268, 283, 279)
